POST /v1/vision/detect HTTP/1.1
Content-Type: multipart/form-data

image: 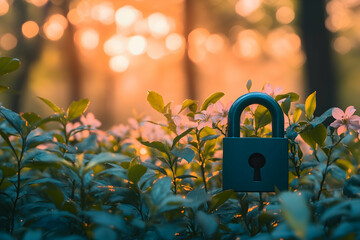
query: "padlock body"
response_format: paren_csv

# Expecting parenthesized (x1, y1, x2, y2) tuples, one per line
(223, 137, 288, 192)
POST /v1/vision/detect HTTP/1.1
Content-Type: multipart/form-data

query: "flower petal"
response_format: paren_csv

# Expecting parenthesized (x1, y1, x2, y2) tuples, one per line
(194, 114, 205, 121)
(345, 106, 356, 117)
(332, 108, 344, 120)
(330, 119, 343, 128)
(337, 125, 347, 135)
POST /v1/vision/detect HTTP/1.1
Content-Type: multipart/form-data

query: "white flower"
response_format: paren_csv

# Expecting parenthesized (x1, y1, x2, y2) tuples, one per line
(194, 104, 215, 130)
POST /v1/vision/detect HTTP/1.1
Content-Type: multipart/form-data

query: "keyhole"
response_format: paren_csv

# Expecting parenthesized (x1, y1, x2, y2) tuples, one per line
(248, 153, 266, 181)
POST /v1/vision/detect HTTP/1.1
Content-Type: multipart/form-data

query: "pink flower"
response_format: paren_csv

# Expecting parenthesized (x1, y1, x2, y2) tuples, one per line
(330, 106, 360, 135)
(194, 104, 215, 130)
(211, 101, 232, 126)
(173, 114, 197, 135)
(80, 113, 101, 129)
(66, 122, 83, 141)
(111, 124, 129, 139)
(262, 83, 282, 97)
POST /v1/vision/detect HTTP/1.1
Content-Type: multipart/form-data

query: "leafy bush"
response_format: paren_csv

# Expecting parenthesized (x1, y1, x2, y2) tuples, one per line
(0, 57, 359, 239)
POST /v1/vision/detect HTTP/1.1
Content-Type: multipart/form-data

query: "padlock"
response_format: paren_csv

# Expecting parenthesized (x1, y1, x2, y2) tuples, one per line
(223, 92, 288, 192)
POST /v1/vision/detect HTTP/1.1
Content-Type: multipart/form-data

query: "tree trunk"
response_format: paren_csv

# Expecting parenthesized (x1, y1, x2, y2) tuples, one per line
(300, 0, 338, 116)
(10, 1, 49, 112)
(184, 0, 197, 100)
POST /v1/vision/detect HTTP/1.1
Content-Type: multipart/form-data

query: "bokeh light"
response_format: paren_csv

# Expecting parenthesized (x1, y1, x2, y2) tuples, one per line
(165, 33, 183, 51)
(75, 28, 99, 50)
(235, 0, 262, 17)
(147, 39, 166, 59)
(25, 0, 48, 7)
(205, 34, 224, 54)
(333, 36, 352, 54)
(127, 35, 147, 55)
(233, 29, 261, 59)
(115, 5, 141, 27)
(276, 6, 295, 24)
(148, 13, 170, 38)
(91, 1, 114, 25)
(0, 33, 17, 51)
(0, 0, 9, 16)
(104, 35, 127, 56)
(109, 55, 129, 72)
(43, 14, 68, 41)
(22, 21, 40, 39)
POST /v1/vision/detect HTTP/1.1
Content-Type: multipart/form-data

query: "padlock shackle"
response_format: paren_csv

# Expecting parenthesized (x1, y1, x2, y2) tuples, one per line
(227, 92, 284, 137)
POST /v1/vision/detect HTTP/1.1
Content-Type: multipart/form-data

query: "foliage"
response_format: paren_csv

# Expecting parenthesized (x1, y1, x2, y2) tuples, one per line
(0, 63, 360, 239)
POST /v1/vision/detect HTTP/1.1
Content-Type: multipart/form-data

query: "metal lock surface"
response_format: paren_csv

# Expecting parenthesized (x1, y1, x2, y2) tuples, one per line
(223, 92, 288, 192)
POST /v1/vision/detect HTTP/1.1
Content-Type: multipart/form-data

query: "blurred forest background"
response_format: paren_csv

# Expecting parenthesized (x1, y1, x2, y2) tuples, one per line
(0, 0, 360, 128)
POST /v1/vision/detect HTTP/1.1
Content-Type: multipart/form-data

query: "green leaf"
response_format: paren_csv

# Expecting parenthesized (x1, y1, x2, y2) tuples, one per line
(128, 164, 147, 184)
(293, 107, 302, 123)
(275, 92, 299, 102)
(147, 91, 165, 113)
(0, 106, 26, 136)
(279, 192, 310, 239)
(21, 112, 42, 127)
(140, 140, 168, 154)
(0, 129, 18, 158)
(343, 175, 360, 198)
(281, 97, 291, 116)
(38, 97, 63, 114)
(201, 92, 224, 111)
(305, 91, 316, 120)
(85, 153, 130, 170)
(25, 135, 53, 150)
(196, 211, 218, 238)
(141, 162, 167, 175)
(67, 99, 90, 121)
(44, 185, 65, 209)
(180, 99, 197, 113)
(0, 85, 9, 93)
(0, 166, 16, 178)
(22, 230, 42, 240)
(300, 124, 327, 149)
(310, 108, 333, 127)
(203, 139, 217, 159)
(82, 211, 128, 233)
(171, 147, 195, 163)
(255, 105, 272, 130)
(200, 134, 220, 142)
(208, 189, 234, 212)
(0, 57, 20, 77)
(171, 127, 194, 149)
(246, 79, 252, 92)
(176, 174, 197, 179)
(151, 176, 172, 204)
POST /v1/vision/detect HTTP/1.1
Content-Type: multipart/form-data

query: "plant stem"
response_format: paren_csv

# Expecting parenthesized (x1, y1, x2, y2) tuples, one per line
(10, 137, 26, 233)
(170, 165, 177, 195)
(200, 161, 208, 192)
(317, 136, 343, 200)
(195, 130, 208, 192)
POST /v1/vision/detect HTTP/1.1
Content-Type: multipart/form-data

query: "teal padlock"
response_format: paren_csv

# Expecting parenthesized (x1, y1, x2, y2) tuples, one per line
(223, 92, 288, 192)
